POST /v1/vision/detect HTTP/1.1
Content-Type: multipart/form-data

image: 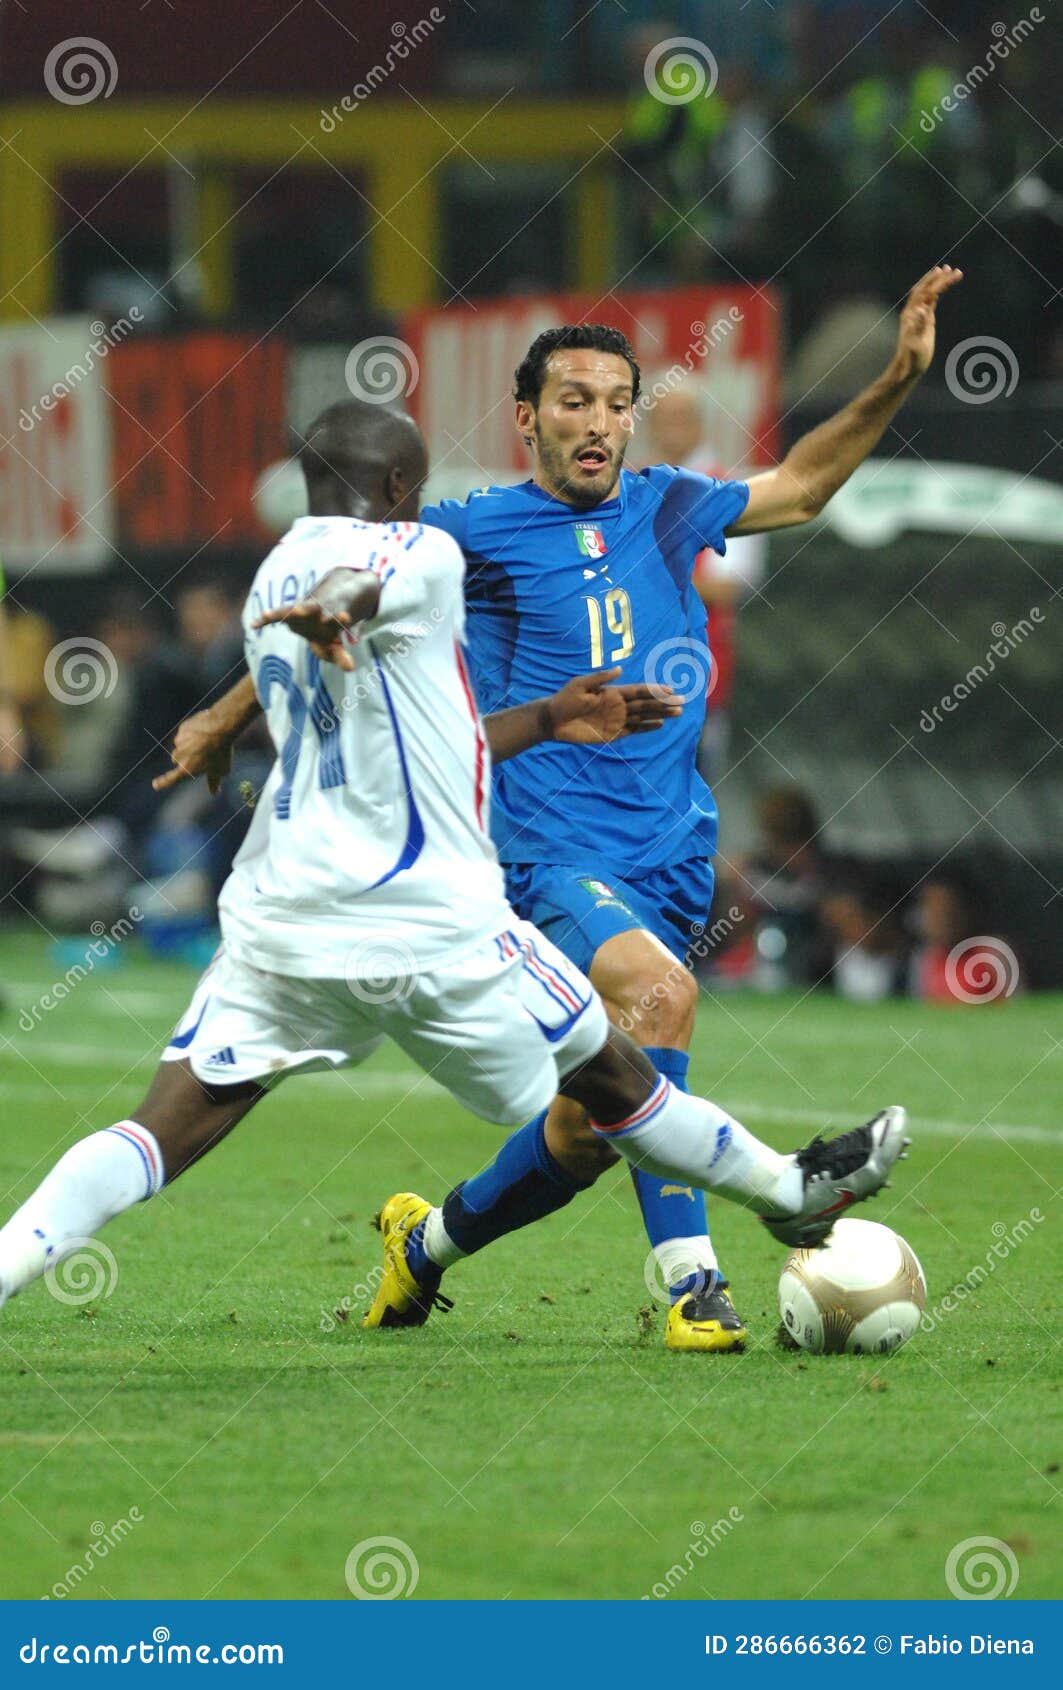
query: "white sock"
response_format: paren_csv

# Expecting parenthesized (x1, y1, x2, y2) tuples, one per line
(651, 1234, 718, 1299)
(0, 1122, 164, 1304)
(422, 1207, 465, 1270)
(593, 1081, 802, 1216)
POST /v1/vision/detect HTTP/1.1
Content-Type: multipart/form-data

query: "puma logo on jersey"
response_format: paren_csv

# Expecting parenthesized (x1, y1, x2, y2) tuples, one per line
(659, 1184, 695, 1200)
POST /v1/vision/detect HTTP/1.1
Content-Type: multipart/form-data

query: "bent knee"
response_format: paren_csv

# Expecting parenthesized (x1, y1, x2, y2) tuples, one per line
(610, 963, 699, 1045)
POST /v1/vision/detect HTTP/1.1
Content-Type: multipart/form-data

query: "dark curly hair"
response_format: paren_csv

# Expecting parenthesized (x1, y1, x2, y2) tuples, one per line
(513, 324, 641, 407)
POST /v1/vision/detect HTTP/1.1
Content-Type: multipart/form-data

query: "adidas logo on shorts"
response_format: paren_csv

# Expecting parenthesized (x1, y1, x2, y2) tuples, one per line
(203, 1047, 237, 1068)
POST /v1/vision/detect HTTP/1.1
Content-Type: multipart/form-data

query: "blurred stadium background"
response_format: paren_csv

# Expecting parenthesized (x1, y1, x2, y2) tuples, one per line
(1, 0, 1061, 998)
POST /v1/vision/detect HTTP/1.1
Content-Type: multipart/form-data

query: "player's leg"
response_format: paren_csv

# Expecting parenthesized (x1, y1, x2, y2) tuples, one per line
(362, 924, 611, 1326)
(364, 921, 909, 1328)
(560, 1027, 909, 1250)
(0, 1056, 262, 1309)
(1, 946, 381, 1313)
(375, 913, 740, 1329)
(579, 921, 746, 1351)
(408, 865, 739, 1347)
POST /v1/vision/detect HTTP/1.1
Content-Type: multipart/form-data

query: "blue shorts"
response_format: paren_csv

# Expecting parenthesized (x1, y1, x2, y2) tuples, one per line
(504, 859, 715, 978)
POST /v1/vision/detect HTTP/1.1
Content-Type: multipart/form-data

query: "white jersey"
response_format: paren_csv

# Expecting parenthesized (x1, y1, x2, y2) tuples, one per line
(218, 515, 511, 980)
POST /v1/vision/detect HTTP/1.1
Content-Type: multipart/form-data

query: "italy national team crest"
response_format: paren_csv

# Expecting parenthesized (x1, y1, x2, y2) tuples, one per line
(574, 524, 607, 559)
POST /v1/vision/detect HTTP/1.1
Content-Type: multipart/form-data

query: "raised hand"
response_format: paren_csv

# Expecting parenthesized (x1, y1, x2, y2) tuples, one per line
(895, 264, 963, 379)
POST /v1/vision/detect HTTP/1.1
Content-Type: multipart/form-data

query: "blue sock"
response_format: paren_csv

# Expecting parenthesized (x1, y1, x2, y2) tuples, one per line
(434, 1111, 587, 1262)
(630, 1047, 717, 1302)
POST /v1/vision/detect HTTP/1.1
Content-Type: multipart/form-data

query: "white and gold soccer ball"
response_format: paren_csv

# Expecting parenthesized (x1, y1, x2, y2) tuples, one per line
(778, 1217, 926, 1355)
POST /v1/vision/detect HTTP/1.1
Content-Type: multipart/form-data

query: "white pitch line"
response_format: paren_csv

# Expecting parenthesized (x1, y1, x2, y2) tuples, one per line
(0, 1047, 1059, 1145)
(4, 982, 181, 1013)
(730, 1101, 1063, 1147)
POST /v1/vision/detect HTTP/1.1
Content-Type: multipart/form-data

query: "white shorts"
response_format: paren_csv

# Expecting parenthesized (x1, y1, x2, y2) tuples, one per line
(160, 921, 609, 1127)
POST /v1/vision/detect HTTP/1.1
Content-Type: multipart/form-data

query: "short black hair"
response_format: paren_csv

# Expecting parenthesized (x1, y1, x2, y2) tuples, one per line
(298, 399, 424, 494)
(513, 324, 641, 407)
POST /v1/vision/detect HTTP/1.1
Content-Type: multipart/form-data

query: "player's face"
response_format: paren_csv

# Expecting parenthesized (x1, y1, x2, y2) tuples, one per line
(519, 351, 635, 508)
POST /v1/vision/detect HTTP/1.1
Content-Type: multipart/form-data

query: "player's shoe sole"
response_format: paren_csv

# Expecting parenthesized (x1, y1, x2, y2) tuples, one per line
(762, 1105, 910, 1248)
(665, 1283, 747, 1352)
(362, 1192, 451, 1329)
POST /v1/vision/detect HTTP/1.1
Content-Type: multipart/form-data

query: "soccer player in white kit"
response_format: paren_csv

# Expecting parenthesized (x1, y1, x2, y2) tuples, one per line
(0, 402, 909, 1317)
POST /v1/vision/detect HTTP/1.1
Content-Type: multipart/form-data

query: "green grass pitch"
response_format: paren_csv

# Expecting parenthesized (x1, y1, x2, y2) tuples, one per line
(0, 933, 1059, 1601)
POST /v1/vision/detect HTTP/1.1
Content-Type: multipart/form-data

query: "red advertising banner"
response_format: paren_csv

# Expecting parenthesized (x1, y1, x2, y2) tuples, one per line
(106, 335, 286, 553)
(402, 287, 779, 498)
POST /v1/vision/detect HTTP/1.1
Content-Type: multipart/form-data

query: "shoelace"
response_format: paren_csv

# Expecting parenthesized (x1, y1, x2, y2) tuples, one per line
(795, 1126, 871, 1181)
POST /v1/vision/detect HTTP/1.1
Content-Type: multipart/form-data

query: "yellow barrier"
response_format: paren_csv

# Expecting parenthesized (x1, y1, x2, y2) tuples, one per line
(0, 97, 625, 321)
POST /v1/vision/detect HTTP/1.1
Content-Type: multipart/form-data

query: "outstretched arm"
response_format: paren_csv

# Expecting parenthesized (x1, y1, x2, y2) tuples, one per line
(154, 576, 680, 788)
(485, 668, 680, 764)
(154, 568, 376, 794)
(153, 671, 261, 795)
(730, 265, 963, 534)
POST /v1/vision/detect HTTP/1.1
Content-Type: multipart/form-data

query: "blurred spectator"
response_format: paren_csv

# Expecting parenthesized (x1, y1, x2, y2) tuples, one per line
(5, 577, 257, 938)
(619, 29, 768, 284)
(0, 599, 59, 772)
(909, 871, 1024, 1004)
(821, 876, 909, 1003)
(821, 21, 978, 299)
(104, 579, 246, 859)
(711, 786, 832, 989)
(637, 381, 767, 780)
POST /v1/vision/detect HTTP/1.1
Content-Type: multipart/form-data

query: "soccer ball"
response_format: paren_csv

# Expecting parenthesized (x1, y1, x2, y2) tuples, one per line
(778, 1217, 926, 1355)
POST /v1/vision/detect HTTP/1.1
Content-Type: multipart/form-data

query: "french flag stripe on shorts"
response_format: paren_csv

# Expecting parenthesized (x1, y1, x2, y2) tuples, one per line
(521, 938, 584, 1013)
(592, 1076, 672, 1138)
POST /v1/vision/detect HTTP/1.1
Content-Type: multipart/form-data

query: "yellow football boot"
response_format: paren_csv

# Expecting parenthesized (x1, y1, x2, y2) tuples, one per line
(362, 1192, 452, 1329)
(665, 1282, 747, 1352)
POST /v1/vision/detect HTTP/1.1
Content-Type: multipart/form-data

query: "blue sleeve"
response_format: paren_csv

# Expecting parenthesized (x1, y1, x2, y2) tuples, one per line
(420, 498, 469, 554)
(674, 468, 749, 553)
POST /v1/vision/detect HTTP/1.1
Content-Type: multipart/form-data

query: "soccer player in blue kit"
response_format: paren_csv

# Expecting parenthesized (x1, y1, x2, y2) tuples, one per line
(364, 264, 961, 1351)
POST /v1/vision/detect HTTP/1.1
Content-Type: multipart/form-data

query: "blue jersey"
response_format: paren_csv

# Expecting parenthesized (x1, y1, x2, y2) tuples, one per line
(421, 465, 749, 875)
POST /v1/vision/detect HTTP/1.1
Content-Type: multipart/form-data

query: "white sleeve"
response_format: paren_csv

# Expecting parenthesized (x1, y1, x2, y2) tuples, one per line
(355, 524, 464, 640)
